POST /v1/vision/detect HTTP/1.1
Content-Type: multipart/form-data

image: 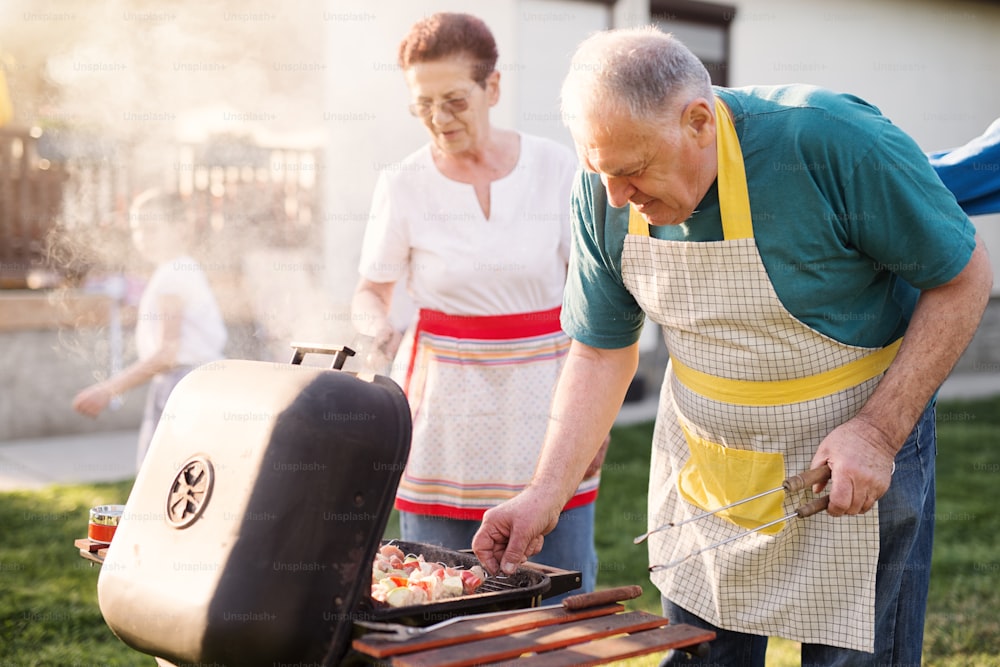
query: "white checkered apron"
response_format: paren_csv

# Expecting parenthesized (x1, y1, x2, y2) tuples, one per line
(623, 99, 895, 652)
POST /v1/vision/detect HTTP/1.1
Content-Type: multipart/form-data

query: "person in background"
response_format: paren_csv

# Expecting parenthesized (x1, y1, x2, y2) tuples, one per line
(73, 189, 227, 471)
(928, 117, 1000, 216)
(351, 12, 603, 596)
(473, 26, 992, 665)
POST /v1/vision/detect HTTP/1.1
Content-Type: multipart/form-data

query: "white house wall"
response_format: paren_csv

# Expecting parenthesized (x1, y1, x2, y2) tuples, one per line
(514, 0, 613, 147)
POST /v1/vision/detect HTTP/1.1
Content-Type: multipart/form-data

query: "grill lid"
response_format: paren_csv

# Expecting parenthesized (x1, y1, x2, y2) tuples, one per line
(97, 345, 412, 667)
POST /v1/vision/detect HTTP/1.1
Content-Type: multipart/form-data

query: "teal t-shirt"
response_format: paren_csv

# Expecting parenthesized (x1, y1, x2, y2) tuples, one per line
(562, 84, 977, 350)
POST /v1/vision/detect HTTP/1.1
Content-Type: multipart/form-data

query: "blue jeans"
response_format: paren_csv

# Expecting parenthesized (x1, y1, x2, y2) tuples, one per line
(660, 403, 937, 667)
(399, 503, 598, 603)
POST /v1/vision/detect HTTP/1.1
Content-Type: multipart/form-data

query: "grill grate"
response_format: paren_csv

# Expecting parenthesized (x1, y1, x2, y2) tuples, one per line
(361, 541, 555, 625)
(478, 577, 523, 593)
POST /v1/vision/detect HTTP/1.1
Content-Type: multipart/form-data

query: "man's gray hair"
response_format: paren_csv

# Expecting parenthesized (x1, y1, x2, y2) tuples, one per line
(561, 26, 713, 131)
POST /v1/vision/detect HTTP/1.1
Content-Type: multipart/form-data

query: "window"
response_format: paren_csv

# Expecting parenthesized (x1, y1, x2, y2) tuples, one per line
(651, 0, 735, 86)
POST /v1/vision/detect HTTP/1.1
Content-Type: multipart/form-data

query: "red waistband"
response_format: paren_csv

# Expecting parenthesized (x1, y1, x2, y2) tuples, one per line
(416, 306, 563, 340)
(395, 488, 598, 521)
(404, 306, 563, 394)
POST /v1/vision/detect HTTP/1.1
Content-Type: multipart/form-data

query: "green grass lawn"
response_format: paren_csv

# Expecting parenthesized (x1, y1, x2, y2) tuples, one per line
(1, 396, 998, 666)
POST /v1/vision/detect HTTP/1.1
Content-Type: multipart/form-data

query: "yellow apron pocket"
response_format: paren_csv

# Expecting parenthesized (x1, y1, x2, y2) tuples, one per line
(677, 421, 787, 535)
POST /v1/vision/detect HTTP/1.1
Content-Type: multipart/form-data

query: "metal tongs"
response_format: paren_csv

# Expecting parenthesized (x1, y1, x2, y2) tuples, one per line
(355, 584, 643, 641)
(637, 464, 833, 572)
(648, 494, 830, 571)
(634, 463, 832, 544)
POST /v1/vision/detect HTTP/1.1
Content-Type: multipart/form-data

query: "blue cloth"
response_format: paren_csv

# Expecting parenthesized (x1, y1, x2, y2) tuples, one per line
(561, 85, 978, 351)
(399, 504, 598, 603)
(928, 118, 1000, 216)
(658, 402, 937, 666)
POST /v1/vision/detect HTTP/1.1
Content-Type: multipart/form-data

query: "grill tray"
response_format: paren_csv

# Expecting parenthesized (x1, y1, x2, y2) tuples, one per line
(356, 540, 573, 626)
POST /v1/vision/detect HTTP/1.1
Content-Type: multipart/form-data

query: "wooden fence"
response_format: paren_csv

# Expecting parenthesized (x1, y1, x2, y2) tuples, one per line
(0, 127, 69, 287)
(0, 126, 320, 288)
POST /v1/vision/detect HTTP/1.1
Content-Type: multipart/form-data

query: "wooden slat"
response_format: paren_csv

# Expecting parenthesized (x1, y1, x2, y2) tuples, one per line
(74, 538, 101, 552)
(74, 538, 108, 564)
(478, 623, 716, 666)
(391, 611, 671, 667)
(353, 604, 624, 659)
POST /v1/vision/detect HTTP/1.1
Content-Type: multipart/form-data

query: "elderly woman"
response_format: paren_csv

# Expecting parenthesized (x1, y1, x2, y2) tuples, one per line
(351, 12, 601, 595)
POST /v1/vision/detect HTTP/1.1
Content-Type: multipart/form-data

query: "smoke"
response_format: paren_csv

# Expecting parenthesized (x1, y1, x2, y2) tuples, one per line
(4, 0, 326, 142)
(1, 0, 341, 363)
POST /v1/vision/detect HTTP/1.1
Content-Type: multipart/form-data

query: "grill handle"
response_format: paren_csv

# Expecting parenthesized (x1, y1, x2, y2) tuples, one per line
(289, 342, 356, 370)
(562, 584, 644, 610)
(516, 560, 582, 599)
(783, 464, 832, 493)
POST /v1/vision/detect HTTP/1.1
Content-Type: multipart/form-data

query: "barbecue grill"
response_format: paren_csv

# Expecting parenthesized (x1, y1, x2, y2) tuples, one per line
(94, 344, 583, 666)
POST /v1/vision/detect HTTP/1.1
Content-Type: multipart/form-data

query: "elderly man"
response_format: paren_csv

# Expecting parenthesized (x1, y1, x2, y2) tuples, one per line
(473, 26, 992, 666)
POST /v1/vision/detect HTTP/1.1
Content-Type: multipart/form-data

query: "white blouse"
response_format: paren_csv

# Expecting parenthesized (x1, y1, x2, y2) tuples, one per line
(358, 133, 578, 316)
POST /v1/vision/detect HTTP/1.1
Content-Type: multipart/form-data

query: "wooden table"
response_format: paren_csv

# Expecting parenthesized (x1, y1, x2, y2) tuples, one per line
(75, 538, 109, 565)
(352, 603, 714, 666)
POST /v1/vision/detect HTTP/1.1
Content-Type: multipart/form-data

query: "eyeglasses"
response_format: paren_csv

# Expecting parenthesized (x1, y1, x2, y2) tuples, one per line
(408, 84, 479, 118)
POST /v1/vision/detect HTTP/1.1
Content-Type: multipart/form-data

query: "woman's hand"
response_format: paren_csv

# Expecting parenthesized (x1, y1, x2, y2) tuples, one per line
(72, 382, 115, 418)
(364, 322, 402, 373)
(351, 279, 400, 372)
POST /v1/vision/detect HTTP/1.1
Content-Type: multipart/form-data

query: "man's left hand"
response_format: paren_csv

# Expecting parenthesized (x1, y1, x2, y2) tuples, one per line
(810, 415, 897, 516)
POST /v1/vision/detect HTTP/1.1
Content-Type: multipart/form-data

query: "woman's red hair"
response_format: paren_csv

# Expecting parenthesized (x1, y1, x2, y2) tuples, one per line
(398, 12, 498, 83)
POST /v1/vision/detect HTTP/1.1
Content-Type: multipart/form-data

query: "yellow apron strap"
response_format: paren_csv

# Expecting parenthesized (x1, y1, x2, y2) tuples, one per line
(628, 205, 649, 236)
(714, 97, 753, 241)
(671, 337, 903, 406)
(628, 97, 752, 240)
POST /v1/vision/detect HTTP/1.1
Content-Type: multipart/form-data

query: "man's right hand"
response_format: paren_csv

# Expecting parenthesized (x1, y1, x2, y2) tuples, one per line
(472, 487, 562, 576)
(474, 340, 639, 575)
